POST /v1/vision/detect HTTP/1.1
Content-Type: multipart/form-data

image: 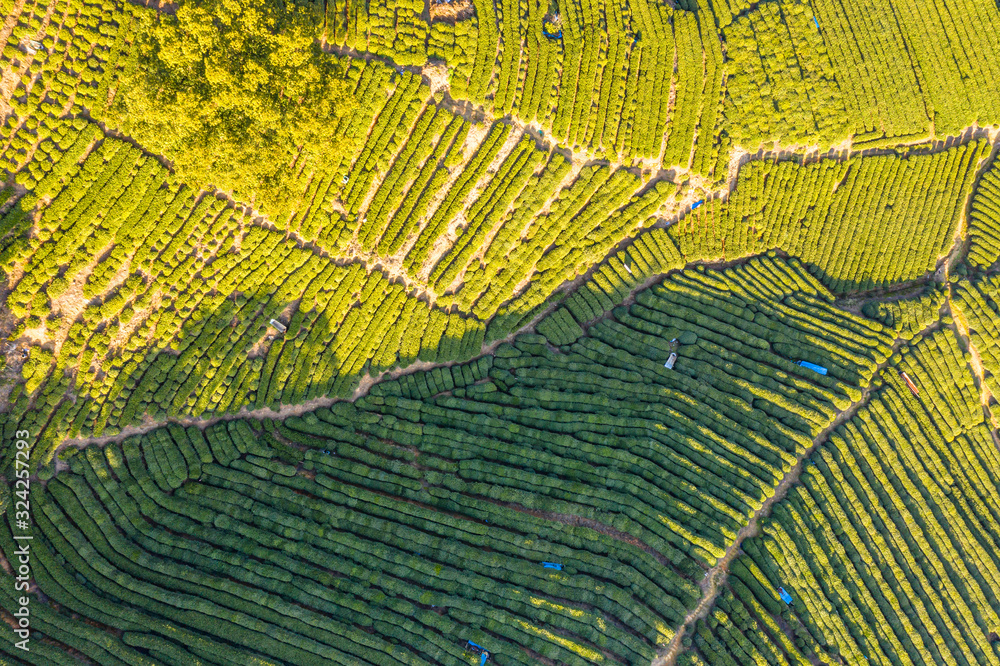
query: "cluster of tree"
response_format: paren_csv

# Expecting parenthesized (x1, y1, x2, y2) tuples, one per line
(9, 36, 690, 373)
(102, 0, 355, 214)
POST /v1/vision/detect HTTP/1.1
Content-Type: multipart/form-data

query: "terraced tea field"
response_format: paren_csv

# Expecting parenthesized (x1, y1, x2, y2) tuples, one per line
(1, 0, 1000, 663)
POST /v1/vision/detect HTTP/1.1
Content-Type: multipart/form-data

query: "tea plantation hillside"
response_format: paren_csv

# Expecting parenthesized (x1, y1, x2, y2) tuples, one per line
(678, 329, 1000, 664)
(0, 259, 900, 664)
(2, 0, 1000, 663)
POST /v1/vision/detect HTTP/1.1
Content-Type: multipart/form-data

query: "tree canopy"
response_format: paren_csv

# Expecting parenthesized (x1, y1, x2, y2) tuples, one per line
(106, 0, 354, 207)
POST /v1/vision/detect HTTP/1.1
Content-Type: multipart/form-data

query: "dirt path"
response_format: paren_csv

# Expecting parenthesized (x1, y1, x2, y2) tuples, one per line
(948, 295, 1000, 451)
(941, 132, 1000, 443)
(950, 302, 990, 403)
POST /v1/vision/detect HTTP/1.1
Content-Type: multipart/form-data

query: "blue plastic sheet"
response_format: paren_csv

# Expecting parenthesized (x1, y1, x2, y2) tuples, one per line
(797, 361, 828, 375)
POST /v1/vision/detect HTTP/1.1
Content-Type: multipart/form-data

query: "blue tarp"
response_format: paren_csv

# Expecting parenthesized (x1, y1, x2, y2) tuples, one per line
(779, 587, 794, 604)
(691, 200, 705, 210)
(797, 361, 828, 375)
(542, 27, 562, 39)
(814, 16, 820, 29)
(467, 642, 490, 663)
(542, 562, 563, 570)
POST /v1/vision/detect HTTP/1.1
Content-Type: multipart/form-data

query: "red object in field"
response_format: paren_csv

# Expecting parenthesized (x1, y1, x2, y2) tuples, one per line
(900, 371, 919, 396)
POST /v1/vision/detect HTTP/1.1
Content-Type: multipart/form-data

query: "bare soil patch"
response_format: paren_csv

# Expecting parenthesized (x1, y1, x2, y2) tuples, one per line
(429, 0, 473, 21)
